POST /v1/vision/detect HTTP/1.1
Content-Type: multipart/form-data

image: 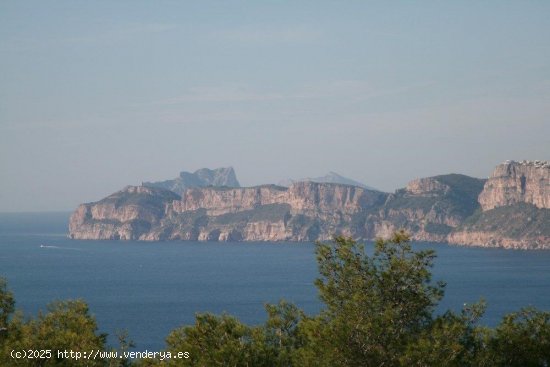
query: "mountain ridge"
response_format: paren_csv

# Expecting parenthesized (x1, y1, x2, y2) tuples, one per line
(69, 161, 550, 249)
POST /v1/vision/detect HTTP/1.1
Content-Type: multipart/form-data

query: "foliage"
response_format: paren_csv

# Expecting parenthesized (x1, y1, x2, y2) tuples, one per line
(458, 203, 550, 238)
(163, 313, 258, 366)
(0, 278, 15, 331)
(434, 174, 486, 216)
(401, 300, 488, 367)
(261, 300, 305, 366)
(0, 297, 107, 366)
(112, 329, 136, 367)
(484, 307, 550, 366)
(293, 231, 445, 366)
(424, 222, 453, 235)
(138, 300, 305, 367)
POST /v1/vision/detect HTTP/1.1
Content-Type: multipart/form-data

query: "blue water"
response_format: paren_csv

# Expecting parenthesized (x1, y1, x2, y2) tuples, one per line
(1, 212, 550, 351)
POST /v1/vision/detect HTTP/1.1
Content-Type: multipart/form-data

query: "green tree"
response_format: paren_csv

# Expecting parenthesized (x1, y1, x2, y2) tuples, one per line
(259, 300, 305, 366)
(160, 313, 259, 367)
(108, 329, 136, 367)
(483, 307, 550, 366)
(294, 232, 445, 366)
(0, 277, 17, 361)
(0, 278, 15, 331)
(401, 300, 488, 367)
(136, 300, 305, 367)
(1, 299, 107, 367)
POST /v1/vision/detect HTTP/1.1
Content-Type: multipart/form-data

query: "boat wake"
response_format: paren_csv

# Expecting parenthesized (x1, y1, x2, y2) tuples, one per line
(40, 245, 60, 249)
(39, 245, 81, 251)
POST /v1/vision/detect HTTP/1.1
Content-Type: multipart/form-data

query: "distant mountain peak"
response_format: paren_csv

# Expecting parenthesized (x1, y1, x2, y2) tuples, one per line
(144, 167, 240, 195)
(278, 172, 378, 191)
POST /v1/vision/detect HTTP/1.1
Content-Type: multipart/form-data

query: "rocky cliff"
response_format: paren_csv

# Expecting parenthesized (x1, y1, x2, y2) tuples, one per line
(447, 203, 550, 250)
(448, 160, 550, 249)
(143, 167, 240, 196)
(370, 174, 486, 242)
(68, 173, 486, 243)
(478, 160, 549, 210)
(69, 186, 180, 240)
(70, 182, 388, 241)
(69, 162, 550, 249)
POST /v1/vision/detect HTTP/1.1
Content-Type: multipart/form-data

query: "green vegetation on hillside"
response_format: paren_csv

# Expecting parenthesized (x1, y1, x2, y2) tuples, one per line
(436, 174, 486, 218)
(460, 203, 550, 238)
(386, 174, 485, 218)
(2, 232, 550, 366)
(97, 188, 180, 210)
(434, 174, 486, 202)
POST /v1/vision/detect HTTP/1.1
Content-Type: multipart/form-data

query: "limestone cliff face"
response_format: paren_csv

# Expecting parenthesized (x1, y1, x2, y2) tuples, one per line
(171, 182, 374, 216)
(172, 185, 288, 215)
(286, 181, 376, 214)
(478, 160, 550, 210)
(68, 186, 180, 240)
(405, 177, 451, 196)
(447, 161, 550, 249)
(69, 182, 387, 242)
(162, 182, 386, 241)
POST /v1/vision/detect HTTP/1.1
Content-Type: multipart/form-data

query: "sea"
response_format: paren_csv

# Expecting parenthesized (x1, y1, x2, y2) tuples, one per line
(1, 212, 550, 351)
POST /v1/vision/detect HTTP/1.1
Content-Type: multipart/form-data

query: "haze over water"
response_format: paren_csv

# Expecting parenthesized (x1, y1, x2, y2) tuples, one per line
(1, 212, 549, 351)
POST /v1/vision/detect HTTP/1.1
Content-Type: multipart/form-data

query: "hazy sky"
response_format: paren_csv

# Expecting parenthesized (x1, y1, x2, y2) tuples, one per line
(1, 1, 549, 211)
